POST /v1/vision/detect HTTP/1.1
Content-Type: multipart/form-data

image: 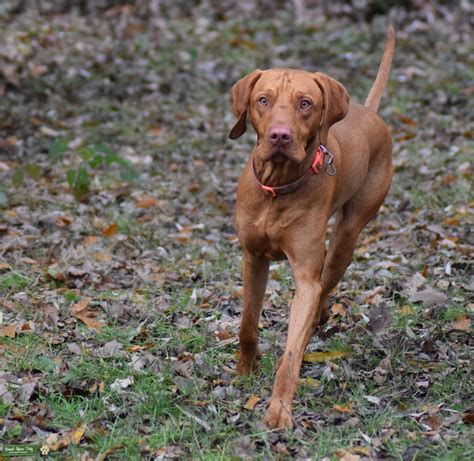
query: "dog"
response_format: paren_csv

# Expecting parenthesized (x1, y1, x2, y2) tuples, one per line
(229, 27, 395, 429)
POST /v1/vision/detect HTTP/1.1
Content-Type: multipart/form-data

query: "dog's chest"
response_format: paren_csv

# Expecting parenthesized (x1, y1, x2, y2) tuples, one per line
(236, 203, 300, 259)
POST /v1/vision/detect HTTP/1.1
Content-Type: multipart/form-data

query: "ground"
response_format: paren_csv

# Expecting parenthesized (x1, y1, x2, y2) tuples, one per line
(0, 1, 473, 460)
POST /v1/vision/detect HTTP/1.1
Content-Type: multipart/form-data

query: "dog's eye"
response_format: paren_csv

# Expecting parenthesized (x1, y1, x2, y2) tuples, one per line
(257, 96, 268, 106)
(299, 99, 312, 110)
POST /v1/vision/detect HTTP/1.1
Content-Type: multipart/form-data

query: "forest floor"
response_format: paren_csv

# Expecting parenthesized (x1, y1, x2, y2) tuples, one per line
(0, 1, 472, 459)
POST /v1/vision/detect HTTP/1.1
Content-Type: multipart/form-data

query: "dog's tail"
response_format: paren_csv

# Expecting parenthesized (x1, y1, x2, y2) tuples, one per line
(365, 26, 395, 113)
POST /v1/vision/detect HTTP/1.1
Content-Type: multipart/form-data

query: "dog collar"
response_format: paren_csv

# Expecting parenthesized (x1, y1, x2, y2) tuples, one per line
(252, 144, 336, 197)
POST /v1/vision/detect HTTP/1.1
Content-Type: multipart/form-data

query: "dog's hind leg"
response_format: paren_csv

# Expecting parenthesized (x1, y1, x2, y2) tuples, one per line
(319, 154, 393, 312)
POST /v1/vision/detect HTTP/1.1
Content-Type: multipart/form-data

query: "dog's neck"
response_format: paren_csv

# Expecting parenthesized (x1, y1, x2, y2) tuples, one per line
(252, 145, 316, 187)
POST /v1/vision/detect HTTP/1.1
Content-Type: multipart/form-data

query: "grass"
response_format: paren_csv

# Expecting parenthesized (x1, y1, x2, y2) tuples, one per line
(0, 2, 472, 459)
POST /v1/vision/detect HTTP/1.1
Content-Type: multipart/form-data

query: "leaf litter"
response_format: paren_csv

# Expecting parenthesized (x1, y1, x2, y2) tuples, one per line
(0, 1, 472, 459)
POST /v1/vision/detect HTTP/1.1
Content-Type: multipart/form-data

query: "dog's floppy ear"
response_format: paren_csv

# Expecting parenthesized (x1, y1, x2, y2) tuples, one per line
(313, 72, 350, 146)
(229, 69, 263, 139)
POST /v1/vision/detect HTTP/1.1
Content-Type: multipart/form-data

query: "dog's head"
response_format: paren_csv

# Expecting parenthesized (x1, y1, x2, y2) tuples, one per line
(229, 69, 349, 164)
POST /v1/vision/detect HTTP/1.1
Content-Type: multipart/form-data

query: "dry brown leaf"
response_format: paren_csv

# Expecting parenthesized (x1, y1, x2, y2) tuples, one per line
(0, 325, 16, 338)
(136, 195, 158, 208)
(333, 403, 353, 414)
(303, 351, 348, 363)
(188, 181, 201, 193)
(331, 303, 346, 316)
(96, 444, 125, 461)
(463, 409, 474, 424)
(47, 423, 86, 451)
(129, 345, 146, 352)
(71, 298, 92, 314)
(243, 395, 261, 410)
(71, 298, 104, 330)
(75, 313, 104, 330)
(93, 252, 113, 262)
(102, 223, 118, 238)
(19, 321, 34, 332)
(30, 64, 48, 77)
(335, 449, 361, 461)
(422, 415, 442, 432)
(21, 257, 38, 265)
(0, 262, 10, 270)
(409, 286, 448, 305)
(83, 235, 98, 246)
(216, 331, 233, 341)
(364, 286, 385, 305)
(450, 315, 470, 332)
(396, 114, 417, 126)
(148, 126, 161, 136)
(233, 287, 244, 298)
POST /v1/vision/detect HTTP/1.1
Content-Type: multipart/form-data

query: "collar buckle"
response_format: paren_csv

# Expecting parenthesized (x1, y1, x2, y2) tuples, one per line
(319, 144, 337, 176)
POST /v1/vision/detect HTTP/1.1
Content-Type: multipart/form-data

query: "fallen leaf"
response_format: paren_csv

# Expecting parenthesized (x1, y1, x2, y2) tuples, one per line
(364, 286, 386, 305)
(148, 126, 161, 136)
(367, 302, 392, 334)
(172, 360, 194, 378)
(30, 64, 48, 77)
(83, 235, 98, 246)
(421, 415, 442, 432)
(46, 423, 86, 451)
(335, 450, 360, 461)
(17, 381, 37, 403)
(450, 315, 470, 332)
(0, 325, 16, 338)
(95, 340, 123, 358)
(303, 351, 348, 362)
(136, 195, 158, 208)
(333, 403, 353, 414)
(110, 377, 134, 391)
(93, 252, 113, 262)
(363, 395, 381, 405)
(21, 257, 38, 265)
(71, 297, 92, 314)
(243, 395, 261, 410)
(331, 303, 346, 316)
(71, 298, 104, 330)
(96, 445, 125, 461)
(463, 408, 474, 424)
(102, 223, 118, 238)
(409, 286, 448, 305)
(216, 331, 233, 341)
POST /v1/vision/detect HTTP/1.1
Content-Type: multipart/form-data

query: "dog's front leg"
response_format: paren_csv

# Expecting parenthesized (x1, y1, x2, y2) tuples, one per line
(237, 251, 269, 375)
(264, 254, 324, 429)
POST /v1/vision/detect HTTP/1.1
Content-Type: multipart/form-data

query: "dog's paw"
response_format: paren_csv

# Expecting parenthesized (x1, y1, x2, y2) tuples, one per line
(236, 353, 260, 375)
(264, 399, 293, 430)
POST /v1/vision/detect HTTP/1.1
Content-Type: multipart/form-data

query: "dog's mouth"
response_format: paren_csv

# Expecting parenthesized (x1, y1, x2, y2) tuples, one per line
(271, 152, 286, 163)
(256, 145, 308, 165)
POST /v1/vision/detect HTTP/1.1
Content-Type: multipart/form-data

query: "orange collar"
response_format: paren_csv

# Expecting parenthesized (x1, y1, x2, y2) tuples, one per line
(252, 144, 335, 197)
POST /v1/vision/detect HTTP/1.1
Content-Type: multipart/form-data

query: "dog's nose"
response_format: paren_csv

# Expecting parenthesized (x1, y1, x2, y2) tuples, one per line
(269, 126, 292, 146)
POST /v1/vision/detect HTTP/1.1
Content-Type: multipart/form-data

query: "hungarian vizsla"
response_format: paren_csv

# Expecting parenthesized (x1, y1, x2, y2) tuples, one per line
(229, 28, 395, 429)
